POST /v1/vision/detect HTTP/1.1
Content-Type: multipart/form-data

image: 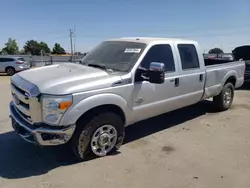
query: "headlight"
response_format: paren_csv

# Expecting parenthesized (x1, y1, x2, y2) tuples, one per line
(42, 94, 72, 126)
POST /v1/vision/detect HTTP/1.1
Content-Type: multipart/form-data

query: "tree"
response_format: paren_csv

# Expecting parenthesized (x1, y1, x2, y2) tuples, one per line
(209, 48, 224, 54)
(39, 42, 51, 54)
(52, 43, 66, 54)
(1, 38, 19, 55)
(23, 40, 51, 55)
(19, 49, 26, 55)
(23, 40, 41, 55)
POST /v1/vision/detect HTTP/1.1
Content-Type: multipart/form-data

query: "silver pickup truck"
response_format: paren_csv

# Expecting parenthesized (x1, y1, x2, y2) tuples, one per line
(9, 37, 245, 161)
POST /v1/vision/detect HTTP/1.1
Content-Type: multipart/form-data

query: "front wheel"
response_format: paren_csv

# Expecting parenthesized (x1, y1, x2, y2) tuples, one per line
(213, 82, 234, 111)
(70, 112, 125, 161)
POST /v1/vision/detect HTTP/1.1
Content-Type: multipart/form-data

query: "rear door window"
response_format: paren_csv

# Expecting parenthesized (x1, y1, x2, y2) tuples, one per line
(178, 44, 200, 70)
(17, 58, 25, 61)
(0, 58, 14, 62)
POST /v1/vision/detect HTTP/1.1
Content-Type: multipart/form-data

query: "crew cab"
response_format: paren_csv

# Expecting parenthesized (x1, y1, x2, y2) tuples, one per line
(9, 37, 245, 161)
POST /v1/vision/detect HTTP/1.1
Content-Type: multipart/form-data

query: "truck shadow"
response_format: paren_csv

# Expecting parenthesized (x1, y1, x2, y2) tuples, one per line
(0, 100, 216, 179)
(124, 100, 216, 144)
(237, 83, 250, 90)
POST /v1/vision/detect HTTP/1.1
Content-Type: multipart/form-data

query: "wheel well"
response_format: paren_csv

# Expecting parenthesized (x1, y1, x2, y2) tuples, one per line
(225, 76, 236, 87)
(76, 104, 126, 127)
(5, 66, 15, 72)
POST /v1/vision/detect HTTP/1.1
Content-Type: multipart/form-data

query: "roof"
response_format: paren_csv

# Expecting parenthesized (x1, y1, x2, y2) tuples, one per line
(106, 37, 196, 44)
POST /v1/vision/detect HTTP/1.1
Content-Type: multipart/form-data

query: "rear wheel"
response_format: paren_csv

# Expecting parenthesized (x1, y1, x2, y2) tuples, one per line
(70, 112, 125, 161)
(213, 82, 234, 111)
(6, 67, 15, 76)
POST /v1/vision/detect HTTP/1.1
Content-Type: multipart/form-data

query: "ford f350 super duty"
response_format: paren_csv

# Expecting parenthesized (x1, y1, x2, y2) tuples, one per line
(9, 37, 245, 161)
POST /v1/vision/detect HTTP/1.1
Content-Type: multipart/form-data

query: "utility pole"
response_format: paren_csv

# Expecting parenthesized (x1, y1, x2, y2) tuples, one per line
(40, 50, 43, 65)
(73, 25, 76, 59)
(69, 29, 73, 62)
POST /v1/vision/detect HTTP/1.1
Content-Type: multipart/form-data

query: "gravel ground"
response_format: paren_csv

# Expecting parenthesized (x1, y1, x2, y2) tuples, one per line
(0, 77, 250, 188)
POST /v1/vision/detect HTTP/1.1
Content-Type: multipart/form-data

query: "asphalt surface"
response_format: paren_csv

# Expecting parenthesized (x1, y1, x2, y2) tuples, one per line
(0, 76, 250, 188)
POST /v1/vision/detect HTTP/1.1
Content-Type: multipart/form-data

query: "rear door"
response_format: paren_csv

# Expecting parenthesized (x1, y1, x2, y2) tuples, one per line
(174, 43, 206, 107)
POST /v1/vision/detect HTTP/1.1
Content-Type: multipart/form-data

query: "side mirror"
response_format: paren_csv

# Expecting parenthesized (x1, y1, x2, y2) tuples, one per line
(148, 62, 165, 84)
(138, 62, 165, 84)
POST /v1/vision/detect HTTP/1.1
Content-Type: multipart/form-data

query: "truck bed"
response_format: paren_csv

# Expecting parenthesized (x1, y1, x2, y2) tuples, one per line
(204, 58, 234, 66)
(203, 61, 245, 99)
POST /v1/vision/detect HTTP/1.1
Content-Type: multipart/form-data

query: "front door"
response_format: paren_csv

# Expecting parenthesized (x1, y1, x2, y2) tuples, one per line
(131, 44, 180, 123)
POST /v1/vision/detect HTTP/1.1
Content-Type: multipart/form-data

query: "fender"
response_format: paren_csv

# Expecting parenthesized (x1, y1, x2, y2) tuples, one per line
(59, 93, 131, 126)
(221, 70, 237, 87)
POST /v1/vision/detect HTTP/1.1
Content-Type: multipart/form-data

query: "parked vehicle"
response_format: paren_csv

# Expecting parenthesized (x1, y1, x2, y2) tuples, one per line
(9, 37, 245, 161)
(244, 60, 250, 82)
(0, 56, 30, 76)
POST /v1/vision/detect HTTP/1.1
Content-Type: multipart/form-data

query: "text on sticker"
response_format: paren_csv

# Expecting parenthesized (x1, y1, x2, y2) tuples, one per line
(124, 48, 141, 53)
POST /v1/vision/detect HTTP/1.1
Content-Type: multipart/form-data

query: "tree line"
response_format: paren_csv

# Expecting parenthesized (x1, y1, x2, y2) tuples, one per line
(0, 38, 66, 55)
(1, 38, 249, 60)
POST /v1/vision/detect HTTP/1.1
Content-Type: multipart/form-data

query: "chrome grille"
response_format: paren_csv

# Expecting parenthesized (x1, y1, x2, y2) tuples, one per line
(11, 75, 42, 123)
(11, 83, 32, 122)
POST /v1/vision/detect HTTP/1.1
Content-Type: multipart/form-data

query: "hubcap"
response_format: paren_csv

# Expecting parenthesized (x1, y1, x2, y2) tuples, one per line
(91, 125, 117, 156)
(223, 88, 232, 105)
(7, 69, 14, 75)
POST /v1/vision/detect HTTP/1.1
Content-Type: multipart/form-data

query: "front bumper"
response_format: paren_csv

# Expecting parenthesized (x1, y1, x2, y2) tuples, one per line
(9, 101, 75, 146)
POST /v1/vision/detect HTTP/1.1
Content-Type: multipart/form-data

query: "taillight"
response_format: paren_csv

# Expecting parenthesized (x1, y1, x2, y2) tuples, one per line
(15, 61, 24, 64)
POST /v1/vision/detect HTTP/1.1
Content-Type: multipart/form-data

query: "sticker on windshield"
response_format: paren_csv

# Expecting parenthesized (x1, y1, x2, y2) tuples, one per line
(124, 48, 141, 53)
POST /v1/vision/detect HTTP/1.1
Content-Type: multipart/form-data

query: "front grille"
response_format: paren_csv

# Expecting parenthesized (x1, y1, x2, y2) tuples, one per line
(11, 83, 31, 122)
(11, 77, 42, 123)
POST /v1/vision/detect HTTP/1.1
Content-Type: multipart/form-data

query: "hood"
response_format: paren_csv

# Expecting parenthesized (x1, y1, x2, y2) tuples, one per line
(15, 63, 121, 95)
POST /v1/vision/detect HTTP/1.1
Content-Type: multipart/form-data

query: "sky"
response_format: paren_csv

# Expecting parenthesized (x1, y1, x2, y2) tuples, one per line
(0, 0, 249, 53)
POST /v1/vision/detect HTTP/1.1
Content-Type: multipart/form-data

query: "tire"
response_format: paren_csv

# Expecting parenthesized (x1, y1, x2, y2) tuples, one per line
(6, 67, 15, 76)
(213, 82, 234, 111)
(70, 112, 125, 161)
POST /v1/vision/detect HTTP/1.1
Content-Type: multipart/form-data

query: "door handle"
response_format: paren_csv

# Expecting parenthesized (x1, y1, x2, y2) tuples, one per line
(170, 78, 179, 87)
(199, 74, 203, 82)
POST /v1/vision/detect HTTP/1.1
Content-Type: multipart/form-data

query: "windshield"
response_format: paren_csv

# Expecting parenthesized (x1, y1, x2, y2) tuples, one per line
(81, 41, 146, 72)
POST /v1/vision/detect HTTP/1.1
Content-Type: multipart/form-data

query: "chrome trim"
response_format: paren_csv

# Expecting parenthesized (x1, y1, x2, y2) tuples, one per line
(10, 101, 75, 146)
(11, 85, 29, 104)
(150, 62, 165, 72)
(13, 100, 30, 116)
(13, 105, 32, 124)
(112, 78, 132, 87)
(11, 74, 40, 97)
(11, 75, 42, 123)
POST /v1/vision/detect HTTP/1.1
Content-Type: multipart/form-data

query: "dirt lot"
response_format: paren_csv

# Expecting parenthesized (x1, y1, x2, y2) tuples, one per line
(0, 76, 250, 188)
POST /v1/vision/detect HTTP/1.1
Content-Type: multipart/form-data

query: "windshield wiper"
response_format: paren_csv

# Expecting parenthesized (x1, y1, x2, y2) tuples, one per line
(88, 63, 107, 70)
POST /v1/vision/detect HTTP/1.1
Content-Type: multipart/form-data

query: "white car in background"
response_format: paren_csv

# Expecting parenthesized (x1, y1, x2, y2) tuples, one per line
(0, 56, 30, 76)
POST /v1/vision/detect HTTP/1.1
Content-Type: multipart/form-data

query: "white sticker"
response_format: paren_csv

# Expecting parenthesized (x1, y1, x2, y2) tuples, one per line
(124, 48, 141, 53)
